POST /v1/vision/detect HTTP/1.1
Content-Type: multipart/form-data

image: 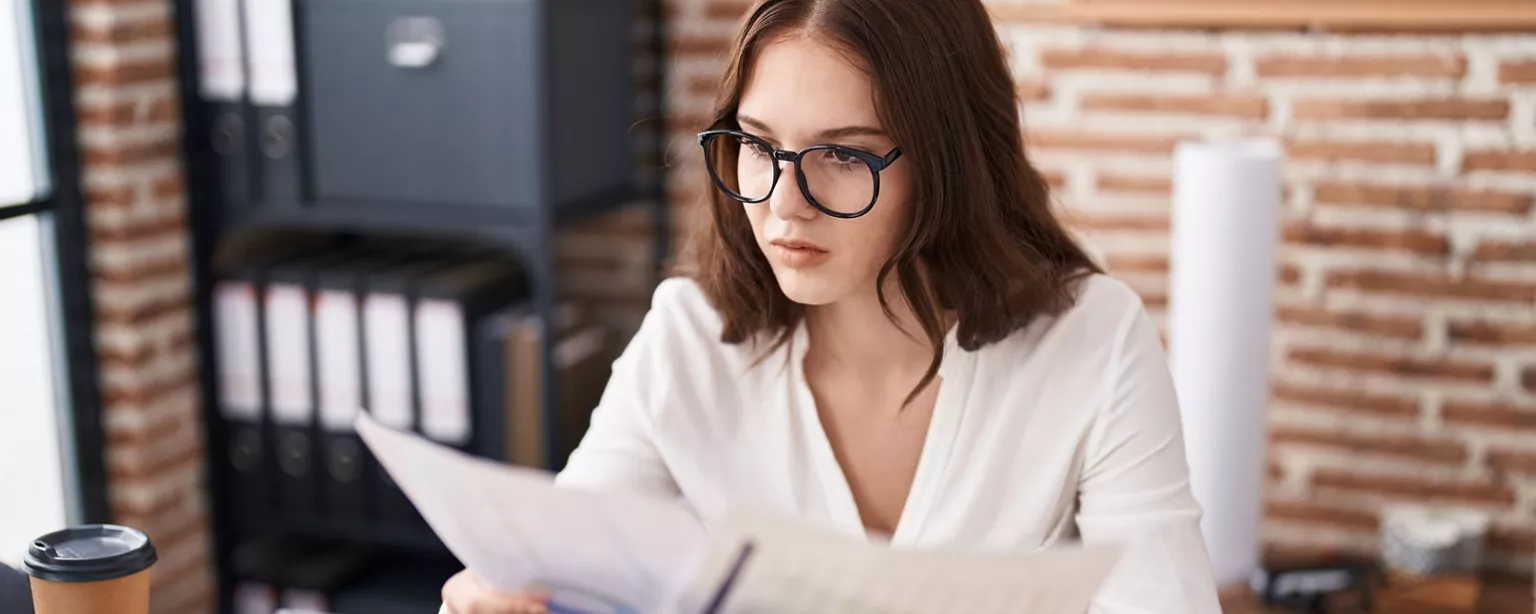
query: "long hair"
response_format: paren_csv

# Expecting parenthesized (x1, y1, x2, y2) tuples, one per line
(687, 0, 1101, 400)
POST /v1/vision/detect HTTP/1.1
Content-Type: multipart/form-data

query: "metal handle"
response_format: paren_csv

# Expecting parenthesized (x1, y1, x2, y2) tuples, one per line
(387, 17, 444, 69)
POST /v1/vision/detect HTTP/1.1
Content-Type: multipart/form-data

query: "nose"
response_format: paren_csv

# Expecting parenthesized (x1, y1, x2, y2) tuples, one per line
(767, 163, 816, 221)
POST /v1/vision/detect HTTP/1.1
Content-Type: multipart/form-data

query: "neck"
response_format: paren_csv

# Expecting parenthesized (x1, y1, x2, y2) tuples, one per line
(803, 278, 939, 377)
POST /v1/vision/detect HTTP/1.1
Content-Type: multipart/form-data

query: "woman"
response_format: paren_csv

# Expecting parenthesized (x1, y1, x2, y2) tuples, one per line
(444, 0, 1221, 611)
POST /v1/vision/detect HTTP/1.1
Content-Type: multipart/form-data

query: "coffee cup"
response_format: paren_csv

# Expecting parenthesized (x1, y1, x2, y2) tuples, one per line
(23, 524, 157, 614)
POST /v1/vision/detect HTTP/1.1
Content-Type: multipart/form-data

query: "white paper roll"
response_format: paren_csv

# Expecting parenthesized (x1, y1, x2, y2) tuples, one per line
(1167, 139, 1283, 587)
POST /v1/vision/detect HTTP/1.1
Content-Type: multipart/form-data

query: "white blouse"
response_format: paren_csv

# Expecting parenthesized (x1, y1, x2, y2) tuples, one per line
(554, 275, 1223, 613)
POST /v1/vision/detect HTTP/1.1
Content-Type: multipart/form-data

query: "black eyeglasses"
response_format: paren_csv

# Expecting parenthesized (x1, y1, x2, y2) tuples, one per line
(697, 129, 903, 219)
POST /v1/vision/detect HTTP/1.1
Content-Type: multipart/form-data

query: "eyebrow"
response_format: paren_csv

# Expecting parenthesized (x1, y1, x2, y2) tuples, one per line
(737, 113, 888, 142)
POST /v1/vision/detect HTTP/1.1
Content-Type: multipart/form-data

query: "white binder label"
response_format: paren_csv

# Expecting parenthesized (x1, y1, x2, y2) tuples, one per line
(241, 0, 297, 105)
(264, 283, 312, 425)
(415, 300, 471, 445)
(214, 281, 262, 421)
(364, 293, 413, 430)
(194, 0, 245, 101)
(316, 290, 361, 433)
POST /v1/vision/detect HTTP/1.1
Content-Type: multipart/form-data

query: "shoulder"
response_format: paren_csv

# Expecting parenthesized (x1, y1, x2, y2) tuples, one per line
(625, 277, 764, 370)
(973, 273, 1158, 381)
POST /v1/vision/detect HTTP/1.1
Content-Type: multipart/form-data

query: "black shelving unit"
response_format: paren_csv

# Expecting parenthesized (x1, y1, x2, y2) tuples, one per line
(170, 1, 671, 611)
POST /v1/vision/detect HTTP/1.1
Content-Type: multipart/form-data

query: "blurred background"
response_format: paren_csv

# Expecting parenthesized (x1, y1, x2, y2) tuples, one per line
(0, 0, 1532, 612)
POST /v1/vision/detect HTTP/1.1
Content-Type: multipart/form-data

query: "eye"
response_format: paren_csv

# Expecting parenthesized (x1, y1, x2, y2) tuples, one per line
(821, 148, 867, 170)
(739, 137, 772, 159)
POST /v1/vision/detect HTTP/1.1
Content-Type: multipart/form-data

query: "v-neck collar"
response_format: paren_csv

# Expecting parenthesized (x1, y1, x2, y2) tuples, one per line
(786, 320, 978, 548)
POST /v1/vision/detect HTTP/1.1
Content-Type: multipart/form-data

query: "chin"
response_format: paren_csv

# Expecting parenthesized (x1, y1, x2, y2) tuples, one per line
(772, 267, 849, 306)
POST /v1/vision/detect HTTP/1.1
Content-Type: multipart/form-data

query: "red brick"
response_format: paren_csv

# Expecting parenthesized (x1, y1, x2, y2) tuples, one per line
(1312, 183, 1532, 216)
(1278, 263, 1302, 285)
(1283, 220, 1448, 257)
(684, 74, 720, 100)
(1038, 49, 1227, 75)
(1066, 212, 1170, 232)
(1447, 320, 1536, 347)
(96, 288, 191, 328)
(80, 137, 180, 168)
(78, 99, 141, 128)
(704, 0, 755, 21)
(147, 95, 178, 123)
(110, 482, 187, 522)
(1487, 526, 1536, 555)
(1292, 98, 1509, 121)
(1283, 138, 1437, 167)
(1463, 150, 1536, 173)
(97, 325, 191, 371)
(1487, 449, 1536, 477)
(1310, 468, 1516, 506)
(100, 371, 196, 410)
(1276, 306, 1423, 341)
(151, 173, 184, 201)
(1038, 168, 1067, 190)
(1256, 55, 1466, 79)
(669, 33, 732, 58)
(1015, 80, 1051, 102)
(1497, 60, 1536, 85)
(1026, 129, 1185, 155)
(91, 209, 186, 243)
(73, 56, 175, 88)
(1104, 253, 1168, 274)
(1271, 382, 1420, 420)
(1271, 425, 1467, 464)
(1287, 346, 1495, 384)
(1326, 269, 1536, 304)
(71, 13, 172, 45)
(84, 184, 136, 209)
(1265, 499, 1380, 531)
(1442, 400, 1536, 432)
(93, 253, 188, 285)
(105, 404, 187, 448)
(108, 442, 201, 485)
(1080, 92, 1269, 119)
(1471, 239, 1536, 263)
(1096, 172, 1171, 196)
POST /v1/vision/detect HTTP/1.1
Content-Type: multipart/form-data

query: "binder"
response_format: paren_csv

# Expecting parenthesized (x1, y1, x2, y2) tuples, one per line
(411, 259, 525, 450)
(214, 247, 324, 535)
(193, 0, 250, 208)
(212, 265, 270, 535)
(241, 0, 304, 202)
(360, 256, 464, 524)
(312, 253, 409, 525)
(263, 251, 357, 524)
(488, 305, 613, 469)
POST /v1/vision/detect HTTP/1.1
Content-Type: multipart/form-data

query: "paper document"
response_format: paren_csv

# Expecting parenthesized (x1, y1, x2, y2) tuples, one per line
(356, 413, 1121, 614)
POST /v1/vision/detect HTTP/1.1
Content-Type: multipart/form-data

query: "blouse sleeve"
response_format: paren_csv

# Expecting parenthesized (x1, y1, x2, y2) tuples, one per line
(552, 291, 682, 500)
(1074, 297, 1223, 614)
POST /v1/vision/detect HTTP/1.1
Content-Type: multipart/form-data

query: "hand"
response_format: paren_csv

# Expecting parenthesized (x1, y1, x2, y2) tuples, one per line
(442, 568, 550, 614)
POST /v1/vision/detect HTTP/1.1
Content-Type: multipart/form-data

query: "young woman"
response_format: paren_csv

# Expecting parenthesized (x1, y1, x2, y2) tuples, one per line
(443, 0, 1221, 611)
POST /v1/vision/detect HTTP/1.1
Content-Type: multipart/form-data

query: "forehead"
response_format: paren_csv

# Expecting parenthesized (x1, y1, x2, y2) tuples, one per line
(737, 36, 880, 140)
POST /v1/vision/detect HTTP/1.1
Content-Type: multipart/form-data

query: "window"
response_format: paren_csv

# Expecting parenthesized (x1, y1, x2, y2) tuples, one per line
(0, 0, 95, 568)
(994, 0, 1536, 31)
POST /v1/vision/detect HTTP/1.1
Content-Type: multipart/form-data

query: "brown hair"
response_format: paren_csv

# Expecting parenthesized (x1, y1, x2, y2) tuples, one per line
(688, 0, 1101, 400)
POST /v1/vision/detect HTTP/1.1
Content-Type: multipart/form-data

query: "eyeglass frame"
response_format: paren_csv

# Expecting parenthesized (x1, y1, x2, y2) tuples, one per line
(697, 129, 904, 219)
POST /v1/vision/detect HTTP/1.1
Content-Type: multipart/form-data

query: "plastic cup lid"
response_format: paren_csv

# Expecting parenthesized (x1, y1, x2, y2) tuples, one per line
(23, 524, 158, 583)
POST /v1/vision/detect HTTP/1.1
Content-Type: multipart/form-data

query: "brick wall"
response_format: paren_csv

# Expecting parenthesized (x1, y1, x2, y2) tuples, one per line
(69, 0, 214, 612)
(651, 0, 1536, 573)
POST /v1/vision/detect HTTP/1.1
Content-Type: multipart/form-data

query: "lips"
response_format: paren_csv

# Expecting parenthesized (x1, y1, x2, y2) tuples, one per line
(768, 237, 830, 268)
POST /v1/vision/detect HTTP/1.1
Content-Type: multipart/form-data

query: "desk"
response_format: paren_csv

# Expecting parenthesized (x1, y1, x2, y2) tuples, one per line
(1219, 576, 1533, 614)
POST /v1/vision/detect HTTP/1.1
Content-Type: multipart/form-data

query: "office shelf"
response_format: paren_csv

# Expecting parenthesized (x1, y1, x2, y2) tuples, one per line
(171, 0, 671, 611)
